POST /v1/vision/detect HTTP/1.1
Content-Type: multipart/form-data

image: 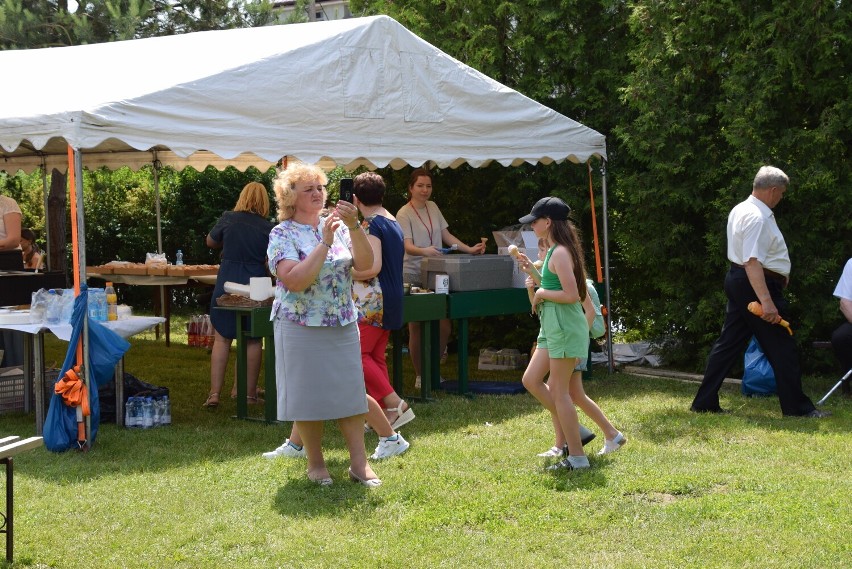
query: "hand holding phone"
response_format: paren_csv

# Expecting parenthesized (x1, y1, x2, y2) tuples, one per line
(339, 178, 354, 203)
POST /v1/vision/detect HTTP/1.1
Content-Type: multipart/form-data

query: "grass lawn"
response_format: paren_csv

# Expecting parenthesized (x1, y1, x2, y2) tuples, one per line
(2, 315, 850, 568)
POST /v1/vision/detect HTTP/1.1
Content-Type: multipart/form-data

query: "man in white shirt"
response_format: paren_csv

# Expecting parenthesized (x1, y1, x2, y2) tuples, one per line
(691, 166, 826, 417)
(831, 258, 852, 391)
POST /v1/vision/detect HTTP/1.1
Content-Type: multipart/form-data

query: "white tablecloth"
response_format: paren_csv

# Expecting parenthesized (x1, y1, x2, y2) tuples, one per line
(0, 316, 165, 342)
(90, 274, 217, 286)
(93, 274, 188, 286)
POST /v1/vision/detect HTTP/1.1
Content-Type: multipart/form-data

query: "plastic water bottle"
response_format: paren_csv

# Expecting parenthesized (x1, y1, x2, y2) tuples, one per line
(105, 282, 118, 321)
(88, 288, 105, 322)
(61, 289, 75, 323)
(125, 397, 139, 428)
(142, 397, 154, 428)
(175, 249, 184, 266)
(162, 396, 171, 426)
(98, 290, 108, 322)
(153, 398, 163, 427)
(45, 289, 61, 324)
(88, 289, 99, 321)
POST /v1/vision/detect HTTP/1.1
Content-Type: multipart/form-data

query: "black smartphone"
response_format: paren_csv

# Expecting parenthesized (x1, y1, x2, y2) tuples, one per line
(339, 178, 354, 203)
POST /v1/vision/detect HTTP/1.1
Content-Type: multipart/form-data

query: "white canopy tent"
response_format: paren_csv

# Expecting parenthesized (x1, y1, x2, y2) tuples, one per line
(0, 15, 612, 367)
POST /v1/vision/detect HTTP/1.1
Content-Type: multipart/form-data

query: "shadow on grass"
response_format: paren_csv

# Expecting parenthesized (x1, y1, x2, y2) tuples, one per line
(616, 373, 851, 444)
(272, 470, 386, 518)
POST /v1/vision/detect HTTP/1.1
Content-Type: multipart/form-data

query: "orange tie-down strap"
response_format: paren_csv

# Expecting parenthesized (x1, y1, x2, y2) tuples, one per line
(54, 365, 90, 417)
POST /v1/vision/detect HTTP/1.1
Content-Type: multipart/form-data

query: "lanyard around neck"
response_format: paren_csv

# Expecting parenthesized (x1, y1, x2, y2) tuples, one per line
(410, 200, 433, 244)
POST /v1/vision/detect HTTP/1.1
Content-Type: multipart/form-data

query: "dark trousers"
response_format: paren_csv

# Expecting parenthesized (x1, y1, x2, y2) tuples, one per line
(692, 267, 815, 416)
(831, 322, 852, 392)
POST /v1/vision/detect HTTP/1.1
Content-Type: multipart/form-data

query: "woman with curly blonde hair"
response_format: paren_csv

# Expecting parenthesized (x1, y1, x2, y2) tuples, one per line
(266, 162, 379, 486)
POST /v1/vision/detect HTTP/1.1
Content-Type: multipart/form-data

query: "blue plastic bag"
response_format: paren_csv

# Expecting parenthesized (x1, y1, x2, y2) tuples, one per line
(44, 286, 130, 452)
(742, 336, 776, 397)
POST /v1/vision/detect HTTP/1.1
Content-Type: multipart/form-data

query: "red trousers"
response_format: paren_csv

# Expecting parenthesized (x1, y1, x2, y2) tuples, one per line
(359, 322, 394, 401)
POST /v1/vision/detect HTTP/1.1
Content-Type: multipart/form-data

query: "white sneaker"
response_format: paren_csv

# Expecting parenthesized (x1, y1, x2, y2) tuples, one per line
(262, 438, 305, 459)
(546, 455, 591, 471)
(370, 433, 410, 460)
(537, 446, 563, 458)
(598, 432, 627, 455)
(414, 376, 421, 389)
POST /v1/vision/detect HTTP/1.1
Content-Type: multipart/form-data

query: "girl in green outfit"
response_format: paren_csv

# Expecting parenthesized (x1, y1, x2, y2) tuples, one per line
(517, 197, 624, 470)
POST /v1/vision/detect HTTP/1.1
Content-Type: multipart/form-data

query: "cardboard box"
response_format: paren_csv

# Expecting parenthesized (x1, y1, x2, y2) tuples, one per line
(112, 265, 148, 275)
(421, 254, 514, 292)
(168, 265, 218, 277)
(87, 265, 113, 275)
(147, 265, 169, 276)
(182, 265, 219, 276)
(477, 348, 528, 371)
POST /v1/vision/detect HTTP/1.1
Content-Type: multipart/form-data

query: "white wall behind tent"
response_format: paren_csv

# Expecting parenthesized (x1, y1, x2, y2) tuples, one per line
(273, 0, 351, 22)
(0, 15, 612, 368)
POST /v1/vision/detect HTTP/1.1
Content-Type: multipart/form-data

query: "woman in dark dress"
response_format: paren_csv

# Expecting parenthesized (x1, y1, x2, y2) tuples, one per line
(202, 182, 275, 408)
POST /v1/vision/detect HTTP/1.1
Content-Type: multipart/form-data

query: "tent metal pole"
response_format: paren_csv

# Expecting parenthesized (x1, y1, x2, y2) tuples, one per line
(72, 149, 93, 447)
(600, 158, 614, 373)
(152, 153, 167, 344)
(153, 152, 162, 254)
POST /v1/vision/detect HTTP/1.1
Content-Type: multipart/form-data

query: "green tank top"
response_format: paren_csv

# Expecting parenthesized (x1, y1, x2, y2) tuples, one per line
(540, 246, 562, 291)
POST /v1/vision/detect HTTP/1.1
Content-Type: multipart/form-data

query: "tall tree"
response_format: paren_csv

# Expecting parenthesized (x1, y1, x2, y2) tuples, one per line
(615, 0, 851, 367)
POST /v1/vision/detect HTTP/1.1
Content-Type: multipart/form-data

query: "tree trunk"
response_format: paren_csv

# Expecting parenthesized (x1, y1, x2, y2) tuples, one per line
(47, 168, 68, 285)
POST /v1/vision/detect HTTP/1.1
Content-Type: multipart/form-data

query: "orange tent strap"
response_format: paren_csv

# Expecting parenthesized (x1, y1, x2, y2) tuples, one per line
(68, 146, 84, 366)
(54, 365, 90, 417)
(588, 162, 603, 283)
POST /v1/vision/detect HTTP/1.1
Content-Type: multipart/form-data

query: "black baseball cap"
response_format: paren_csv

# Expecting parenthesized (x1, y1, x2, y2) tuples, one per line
(518, 197, 571, 224)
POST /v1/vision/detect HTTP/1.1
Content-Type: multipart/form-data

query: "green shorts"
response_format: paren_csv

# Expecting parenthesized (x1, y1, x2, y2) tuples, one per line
(536, 301, 589, 359)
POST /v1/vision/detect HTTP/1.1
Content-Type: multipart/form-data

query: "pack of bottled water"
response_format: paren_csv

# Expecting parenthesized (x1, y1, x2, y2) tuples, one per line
(124, 395, 171, 428)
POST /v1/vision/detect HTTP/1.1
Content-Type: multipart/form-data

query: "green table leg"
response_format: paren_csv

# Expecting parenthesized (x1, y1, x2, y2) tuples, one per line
(420, 321, 432, 399)
(263, 335, 277, 422)
(430, 319, 441, 390)
(234, 313, 248, 420)
(457, 317, 469, 395)
(391, 329, 403, 394)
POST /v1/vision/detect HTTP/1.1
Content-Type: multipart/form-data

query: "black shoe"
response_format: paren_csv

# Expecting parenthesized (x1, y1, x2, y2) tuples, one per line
(803, 409, 831, 418)
(580, 425, 596, 446)
(690, 406, 730, 414)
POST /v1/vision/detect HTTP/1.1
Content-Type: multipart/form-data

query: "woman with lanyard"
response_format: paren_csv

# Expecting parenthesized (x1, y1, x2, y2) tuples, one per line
(396, 168, 485, 388)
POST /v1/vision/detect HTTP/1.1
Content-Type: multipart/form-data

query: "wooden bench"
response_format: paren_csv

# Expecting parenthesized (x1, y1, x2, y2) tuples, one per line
(1, 436, 43, 563)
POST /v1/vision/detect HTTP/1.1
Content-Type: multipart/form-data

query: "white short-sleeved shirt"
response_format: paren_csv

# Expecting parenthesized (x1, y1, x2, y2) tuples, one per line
(727, 195, 790, 277)
(833, 258, 852, 301)
(396, 200, 448, 277)
(0, 195, 22, 246)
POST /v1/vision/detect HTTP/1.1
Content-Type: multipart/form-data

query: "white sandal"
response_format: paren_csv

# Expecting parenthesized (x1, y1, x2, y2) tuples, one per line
(386, 400, 415, 430)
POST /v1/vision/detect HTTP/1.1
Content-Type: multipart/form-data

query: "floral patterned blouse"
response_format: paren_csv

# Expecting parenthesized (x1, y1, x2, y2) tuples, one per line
(267, 217, 356, 327)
